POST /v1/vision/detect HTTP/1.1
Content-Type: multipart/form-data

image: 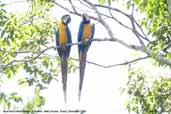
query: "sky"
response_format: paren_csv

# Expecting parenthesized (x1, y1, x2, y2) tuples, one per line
(0, 0, 143, 114)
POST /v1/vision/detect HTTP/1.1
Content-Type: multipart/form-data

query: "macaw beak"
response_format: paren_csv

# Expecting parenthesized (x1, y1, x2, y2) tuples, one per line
(82, 13, 90, 22)
(62, 15, 71, 24)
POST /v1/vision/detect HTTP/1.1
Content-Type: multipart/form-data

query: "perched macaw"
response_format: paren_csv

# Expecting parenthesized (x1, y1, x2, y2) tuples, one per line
(77, 13, 95, 101)
(54, 15, 72, 103)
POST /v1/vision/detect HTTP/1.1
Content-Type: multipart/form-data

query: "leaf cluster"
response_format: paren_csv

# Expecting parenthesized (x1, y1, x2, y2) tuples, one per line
(123, 67, 171, 114)
(127, 0, 171, 65)
(0, 0, 76, 111)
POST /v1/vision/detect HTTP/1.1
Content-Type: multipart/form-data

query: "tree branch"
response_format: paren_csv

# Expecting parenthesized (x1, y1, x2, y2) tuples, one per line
(94, 4, 130, 18)
(93, 4, 150, 42)
(68, 0, 78, 13)
(52, 0, 98, 20)
(82, 0, 143, 51)
(130, 15, 145, 47)
(70, 56, 150, 68)
(2, 0, 171, 70)
(1, 38, 140, 55)
(52, 0, 82, 17)
(29, 54, 150, 68)
(0, 38, 143, 70)
(132, 17, 150, 42)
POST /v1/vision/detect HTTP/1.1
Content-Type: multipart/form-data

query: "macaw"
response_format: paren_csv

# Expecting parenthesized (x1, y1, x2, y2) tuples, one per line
(77, 13, 95, 101)
(54, 14, 72, 103)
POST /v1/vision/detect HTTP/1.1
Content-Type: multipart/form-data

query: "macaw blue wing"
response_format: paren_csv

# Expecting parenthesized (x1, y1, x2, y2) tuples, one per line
(66, 26, 72, 58)
(91, 24, 95, 40)
(78, 21, 84, 54)
(78, 21, 84, 42)
(55, 25, 72, 103)
(61, 26, 72, 103)
(78, 23, 95, 101)
(54, 29, 59, 47)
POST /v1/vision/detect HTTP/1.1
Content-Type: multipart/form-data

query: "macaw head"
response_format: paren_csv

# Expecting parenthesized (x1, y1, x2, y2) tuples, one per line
(82, 13, 90, 23)
(61, 14, 71, 25)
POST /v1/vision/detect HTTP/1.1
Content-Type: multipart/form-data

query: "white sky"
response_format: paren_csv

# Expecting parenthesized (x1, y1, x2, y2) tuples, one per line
(0, 0, 148, 114)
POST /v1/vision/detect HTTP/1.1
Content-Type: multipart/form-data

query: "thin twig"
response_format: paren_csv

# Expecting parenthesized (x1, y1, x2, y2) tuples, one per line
(130, 15, 145, 47)
(69, 0, 78, 13)
(78, 0, 93, 10)
(94, 4, 130, 18)
(132, 17, 150, 42)
(36, 54, 150, 68)
(95, 4, 150, 42)
(52, 0, 98, 20)
(0, 38, 142, 70)
(70, 56, 150, 68)
(100, 12, 133, 30)
(0, 38, 118, 54)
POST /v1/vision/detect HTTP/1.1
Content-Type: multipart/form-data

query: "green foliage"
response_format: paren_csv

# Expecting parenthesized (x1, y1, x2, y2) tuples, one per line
(123, 67, 171, 114)
(0, 92, 23, 110)
(98, 0, 115, 5)
(0, 0, 75, 112)
(127, 0, 171, 66)
(23, 87, 45, 114)
(125, 1, 171, 113)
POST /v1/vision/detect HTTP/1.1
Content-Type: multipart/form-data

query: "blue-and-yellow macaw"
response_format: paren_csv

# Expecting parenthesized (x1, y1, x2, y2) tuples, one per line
(77, 13, 95, 101)
(54, 15, 72, 103)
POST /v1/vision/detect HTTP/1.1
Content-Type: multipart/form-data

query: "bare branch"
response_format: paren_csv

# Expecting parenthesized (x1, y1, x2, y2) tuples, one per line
(74, 4, 95, 14)
(66, 1, 171, 66)
(130, 15, 145, 47)
(82, 0, 115, 39)
(0, 46, 54, 71)
(131, 4, 134, 16)
(52, 0, 82, 17)
(78, 0, 93, 10)
(99, 12, 133, 30)
(70, 56, 150, 68)
(82, 0, 143, 51)
(52, 0, 98, 21)
(132, 17, 150, 42)
(0, 38, 142, 70)
(0, 38, 126, 55)
(2, 0, 171, 69)
(32, 54, 150, 68)
(94, 4, 130, 18)
(142, 48, 171, 65)
(69, 0, 78, 13)
(93, 4, 150, 43)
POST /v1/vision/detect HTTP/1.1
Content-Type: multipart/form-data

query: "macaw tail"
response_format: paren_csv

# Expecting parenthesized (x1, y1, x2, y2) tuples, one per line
(78, 52, 87, 101)
(61, 57, 68, 103)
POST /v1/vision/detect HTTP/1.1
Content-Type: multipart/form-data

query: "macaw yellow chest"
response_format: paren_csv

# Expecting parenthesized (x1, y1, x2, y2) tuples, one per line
(58, 21, 68, 45)
(82, 24, 92, 40)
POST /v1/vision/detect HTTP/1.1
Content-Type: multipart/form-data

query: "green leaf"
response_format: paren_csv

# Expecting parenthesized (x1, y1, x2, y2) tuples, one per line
(166, 53, 171, 59)
(10, 93, 22, 102)
(34, 87, 45, 107)
(98, 0, 114, 5)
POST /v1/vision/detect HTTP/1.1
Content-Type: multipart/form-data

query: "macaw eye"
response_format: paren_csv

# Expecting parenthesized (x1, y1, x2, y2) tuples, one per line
(85, 16, 90, 21)
(63, 16, 68, 21)
(65, 16, 69, 20)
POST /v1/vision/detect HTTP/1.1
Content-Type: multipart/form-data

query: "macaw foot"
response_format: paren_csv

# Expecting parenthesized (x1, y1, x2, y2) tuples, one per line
(61, 44, 67, 50)
(82, 39, 90, 45)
